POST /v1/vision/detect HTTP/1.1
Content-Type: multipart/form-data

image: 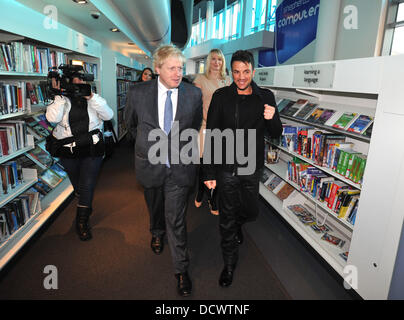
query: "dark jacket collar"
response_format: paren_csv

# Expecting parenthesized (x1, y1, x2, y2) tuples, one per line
(229, 80, 263, 98)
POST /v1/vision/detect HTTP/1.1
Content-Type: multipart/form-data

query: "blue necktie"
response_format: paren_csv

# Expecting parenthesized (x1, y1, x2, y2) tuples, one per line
(164, 90, 173, 167)
(164, 90, 173, 135)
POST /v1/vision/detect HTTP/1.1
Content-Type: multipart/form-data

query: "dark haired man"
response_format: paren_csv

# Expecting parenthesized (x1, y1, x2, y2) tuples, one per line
(203, 50, 283, 287)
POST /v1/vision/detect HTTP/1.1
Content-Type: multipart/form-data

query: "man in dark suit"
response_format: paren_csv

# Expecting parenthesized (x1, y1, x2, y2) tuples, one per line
(125, 44, 202, 297)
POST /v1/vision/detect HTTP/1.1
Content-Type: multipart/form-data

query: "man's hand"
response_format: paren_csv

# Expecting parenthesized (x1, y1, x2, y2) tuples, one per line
(204, 180, 217, 190)
(264, 104, 276, 120)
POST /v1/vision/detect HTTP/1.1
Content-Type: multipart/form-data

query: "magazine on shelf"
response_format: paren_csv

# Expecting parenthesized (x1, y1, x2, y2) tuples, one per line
(306, 108, 324, 123)
(26, 145, 54, 168)
(265, 175, 283, 191)
(282, 99, 308, 117)
(316, 109, 336, 125)
(279, 100, 297, 115)
(321, 233, 346, 248)
(277, 99, 295, 113)
(332, 112, 359, 130)
(347, 115, 373, 134)
(294, 103, 318, 120)
(362, 122, 373, 138)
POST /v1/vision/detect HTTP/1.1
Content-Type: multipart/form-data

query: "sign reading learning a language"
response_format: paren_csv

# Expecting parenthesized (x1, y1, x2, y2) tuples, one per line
(293, 63, 336, 88)
(254, 68, 275, 86)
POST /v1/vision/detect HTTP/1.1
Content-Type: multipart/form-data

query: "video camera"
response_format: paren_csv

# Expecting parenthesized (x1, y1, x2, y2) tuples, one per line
(47, 64, 94, 98)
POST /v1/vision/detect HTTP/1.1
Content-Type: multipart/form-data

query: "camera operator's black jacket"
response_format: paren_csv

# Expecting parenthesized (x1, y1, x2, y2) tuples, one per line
(203, 81, 283, 180)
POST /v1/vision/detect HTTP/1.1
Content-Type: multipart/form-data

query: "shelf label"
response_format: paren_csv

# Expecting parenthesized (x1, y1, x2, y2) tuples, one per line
(254, 68, 275, 86)
(293, 63, 335, 88)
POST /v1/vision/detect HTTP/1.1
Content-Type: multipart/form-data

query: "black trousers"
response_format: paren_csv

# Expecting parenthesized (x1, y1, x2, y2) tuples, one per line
(217, 169, 261, 267)
(143, 167, 191, 274)
(196, 160, 218, 210)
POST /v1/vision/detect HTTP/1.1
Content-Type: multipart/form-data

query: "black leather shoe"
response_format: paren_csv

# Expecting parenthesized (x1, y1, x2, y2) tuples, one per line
(176, 272, 192, 297)
(235, 227, 243, 245)
(151, 236, 164, 255)
(219, 266, 235, 287)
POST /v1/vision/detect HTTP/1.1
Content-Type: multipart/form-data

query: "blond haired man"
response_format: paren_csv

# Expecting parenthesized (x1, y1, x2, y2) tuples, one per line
(125, 44, 202, 297)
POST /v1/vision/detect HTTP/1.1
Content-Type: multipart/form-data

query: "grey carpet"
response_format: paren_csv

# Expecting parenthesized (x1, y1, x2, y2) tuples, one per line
(0, 138, 290, 300)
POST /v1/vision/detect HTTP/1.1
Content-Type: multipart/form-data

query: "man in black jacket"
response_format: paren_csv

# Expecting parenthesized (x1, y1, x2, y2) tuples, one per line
(203, 50, 282, 288)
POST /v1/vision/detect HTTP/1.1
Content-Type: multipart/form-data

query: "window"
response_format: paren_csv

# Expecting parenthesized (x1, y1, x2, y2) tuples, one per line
(188, 1, 242, 47)
(251, 0, 278, 33)
(384, 0, 404, 55)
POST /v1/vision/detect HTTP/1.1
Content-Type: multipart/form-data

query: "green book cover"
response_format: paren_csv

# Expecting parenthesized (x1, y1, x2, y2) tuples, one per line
(332, 112, 358, 129)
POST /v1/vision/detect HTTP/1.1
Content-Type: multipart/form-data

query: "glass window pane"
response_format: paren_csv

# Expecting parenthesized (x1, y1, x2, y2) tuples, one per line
(232, 3, 239, 37)
(397, 3, 404, 22)
(391, 26, 404, 55)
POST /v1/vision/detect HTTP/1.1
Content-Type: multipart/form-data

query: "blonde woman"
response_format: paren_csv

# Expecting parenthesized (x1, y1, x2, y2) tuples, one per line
(193, 49, 231, 215)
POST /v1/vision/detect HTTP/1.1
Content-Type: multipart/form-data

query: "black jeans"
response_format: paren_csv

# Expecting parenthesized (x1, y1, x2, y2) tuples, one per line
(217, 169, 261, 267)
(60, 156, 103, 208)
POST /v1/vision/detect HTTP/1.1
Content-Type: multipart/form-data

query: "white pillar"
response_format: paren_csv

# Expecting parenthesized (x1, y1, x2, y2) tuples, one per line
(243, 0, 254, 37)
(206, 0, 214, 40)
(314, 0, 342, 62)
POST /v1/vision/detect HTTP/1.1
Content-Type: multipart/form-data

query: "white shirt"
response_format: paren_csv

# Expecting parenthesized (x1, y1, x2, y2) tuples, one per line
(157, 76, 178, 132)
(45, 94, 114, 145)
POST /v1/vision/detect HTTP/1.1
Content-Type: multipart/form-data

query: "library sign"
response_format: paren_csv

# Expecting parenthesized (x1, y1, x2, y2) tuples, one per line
(293, 63, 336, 88)
(254, 68, 275, 86)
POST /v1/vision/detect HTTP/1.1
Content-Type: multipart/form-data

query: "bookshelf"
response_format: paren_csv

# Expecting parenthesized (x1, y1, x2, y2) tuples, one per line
(116, 64, 137, 141)
(254, 55, 404, 299)
(0, 27, 102, 271)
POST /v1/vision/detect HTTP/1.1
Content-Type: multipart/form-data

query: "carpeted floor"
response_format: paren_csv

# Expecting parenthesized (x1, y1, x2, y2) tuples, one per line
(0, 137, 290, 300)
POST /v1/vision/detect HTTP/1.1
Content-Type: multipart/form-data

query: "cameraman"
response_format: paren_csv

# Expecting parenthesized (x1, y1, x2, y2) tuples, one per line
(46, 76, 113, 241)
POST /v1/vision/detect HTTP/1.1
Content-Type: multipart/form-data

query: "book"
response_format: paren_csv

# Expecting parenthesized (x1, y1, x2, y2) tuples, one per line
(362, 122, 373, 138)
(316, 109, 336, 125)
(49, 162, 67, 179)
(277, 99, 295, 114)
(321, 233, 346, 248)
(266, 175, 283, 191)
(284, 99, 308, 117)
(26, 145, 53, 168)
(347, 115, 374, 134)
(287, 204, 311, 217)
(332, 112, 359, 129)
(306, 108, 324, 123)
(275, 183, 295, 200)
(40, 169, 62, 188)
(294, 103, 318, 120)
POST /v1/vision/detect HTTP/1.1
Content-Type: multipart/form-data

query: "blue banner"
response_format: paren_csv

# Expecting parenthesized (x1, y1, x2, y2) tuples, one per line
(259, 0, 320, 66)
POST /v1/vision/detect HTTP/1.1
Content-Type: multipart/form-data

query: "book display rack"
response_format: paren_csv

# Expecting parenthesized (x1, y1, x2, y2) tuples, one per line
(255, 55, 404, 299)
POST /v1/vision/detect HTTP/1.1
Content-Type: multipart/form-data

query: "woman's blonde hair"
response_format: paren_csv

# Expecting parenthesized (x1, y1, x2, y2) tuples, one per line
(153, 44, 186, 70)
(205, 49, 227, 79)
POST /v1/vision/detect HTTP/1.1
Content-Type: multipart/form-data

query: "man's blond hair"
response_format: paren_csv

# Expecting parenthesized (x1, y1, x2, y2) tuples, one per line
(153, 44, 185, 70)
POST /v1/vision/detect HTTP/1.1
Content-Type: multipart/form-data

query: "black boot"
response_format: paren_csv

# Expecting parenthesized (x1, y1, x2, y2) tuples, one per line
(76, 206, 92, 241)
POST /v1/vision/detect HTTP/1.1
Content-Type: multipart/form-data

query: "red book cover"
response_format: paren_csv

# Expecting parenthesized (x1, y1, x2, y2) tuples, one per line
(0, 130, 9, 155)
(26, 82, 38, 105)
